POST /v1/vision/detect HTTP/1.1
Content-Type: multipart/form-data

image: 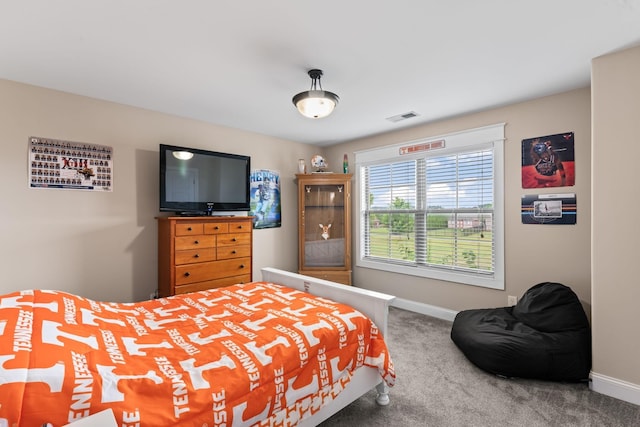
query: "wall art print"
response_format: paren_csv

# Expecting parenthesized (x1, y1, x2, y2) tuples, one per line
(521, 131, 575, 188)
(29, 136, 113, 191)
(521, 193, 577, 225)
(250, 169, 281, 229)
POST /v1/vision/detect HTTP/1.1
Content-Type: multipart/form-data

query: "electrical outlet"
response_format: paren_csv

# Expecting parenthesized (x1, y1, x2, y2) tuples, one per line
(508, 295, 518, 306)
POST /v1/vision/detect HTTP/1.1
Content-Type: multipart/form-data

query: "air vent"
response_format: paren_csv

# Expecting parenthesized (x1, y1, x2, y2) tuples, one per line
(386, 111, 420, 123)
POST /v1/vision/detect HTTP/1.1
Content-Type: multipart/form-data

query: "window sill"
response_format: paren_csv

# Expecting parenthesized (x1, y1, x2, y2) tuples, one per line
(356, 258, 504, 290)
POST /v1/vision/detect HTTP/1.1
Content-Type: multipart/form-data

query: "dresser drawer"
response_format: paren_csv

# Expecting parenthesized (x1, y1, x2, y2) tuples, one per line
(175, 235, 216, 250)
(204, 222, 228, 234)
(174, 248, 216, 265)
(217, 233, 251, 246)
(175, 257, 251, 285)
(174, 274, 252, 294)
(229, 221, 252, 233)
(217, 245, 251, 260)
(175, 223, 204, 236)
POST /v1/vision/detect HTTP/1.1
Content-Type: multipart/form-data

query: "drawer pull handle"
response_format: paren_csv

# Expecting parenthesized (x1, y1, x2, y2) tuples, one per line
(232, 238, 237, 242)
(231, 250, 237, 254)
(194, 254, 200, 258)
(194, 240, 199, 245)
(237, 225, 243, 229)
(215, 226, 220, 230)
(187, 227, 192, 231)
(239, 264, 245, 269)
(184, 272, 191, 277)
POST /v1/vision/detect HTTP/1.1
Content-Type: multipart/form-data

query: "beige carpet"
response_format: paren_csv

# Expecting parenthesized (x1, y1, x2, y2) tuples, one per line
(319, 307, 640, 427)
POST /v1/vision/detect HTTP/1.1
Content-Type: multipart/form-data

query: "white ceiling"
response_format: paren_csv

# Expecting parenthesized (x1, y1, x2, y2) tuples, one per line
(2, 1, 640, 146)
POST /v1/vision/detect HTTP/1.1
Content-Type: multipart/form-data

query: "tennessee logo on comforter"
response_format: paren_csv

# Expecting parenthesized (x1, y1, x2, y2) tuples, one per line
(0, 281, 394, 426)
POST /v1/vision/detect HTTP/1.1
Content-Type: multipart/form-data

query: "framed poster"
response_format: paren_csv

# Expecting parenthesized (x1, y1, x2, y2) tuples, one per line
(250, 169, 281, 229)
(521, 132, 575, 188)
(521, 193, 576, 225)
(29, 136, 113, 191)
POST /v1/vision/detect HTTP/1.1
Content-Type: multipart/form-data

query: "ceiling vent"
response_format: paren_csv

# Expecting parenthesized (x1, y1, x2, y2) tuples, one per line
(386, 111, 420, 123)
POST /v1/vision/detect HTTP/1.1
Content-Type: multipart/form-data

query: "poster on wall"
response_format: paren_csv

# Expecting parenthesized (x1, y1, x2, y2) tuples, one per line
(28, 136, 113, 191)
(521, 193, 576, 225)
(250, 169, 281, 229)
(521, 131, 575, 188)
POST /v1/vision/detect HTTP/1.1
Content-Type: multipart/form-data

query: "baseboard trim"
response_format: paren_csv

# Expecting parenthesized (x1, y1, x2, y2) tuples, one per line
(391, 297, 458, 322)
(590, 372, 640, 406)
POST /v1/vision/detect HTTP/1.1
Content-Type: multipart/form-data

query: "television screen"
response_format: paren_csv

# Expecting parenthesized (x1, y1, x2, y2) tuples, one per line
(159, 144, 251, 214)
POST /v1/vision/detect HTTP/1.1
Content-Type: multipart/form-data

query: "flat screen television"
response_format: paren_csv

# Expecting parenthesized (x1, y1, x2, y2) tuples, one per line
(159, 144, 251, 215)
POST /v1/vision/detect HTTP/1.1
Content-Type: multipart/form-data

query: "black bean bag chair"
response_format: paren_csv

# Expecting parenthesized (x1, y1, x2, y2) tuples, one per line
(450, 282, 591, 381)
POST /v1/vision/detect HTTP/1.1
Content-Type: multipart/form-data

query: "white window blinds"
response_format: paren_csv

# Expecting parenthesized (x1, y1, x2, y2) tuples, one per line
(355, 124, 504, 289)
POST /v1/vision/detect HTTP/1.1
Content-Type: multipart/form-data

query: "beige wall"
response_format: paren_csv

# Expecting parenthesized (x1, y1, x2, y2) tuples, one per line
(1, 78, 591, 309)
(326, 88, 592, 312)
(2, 62, 638, 403)
(0, 79, 317, 302)
(592, 46, 640, 389)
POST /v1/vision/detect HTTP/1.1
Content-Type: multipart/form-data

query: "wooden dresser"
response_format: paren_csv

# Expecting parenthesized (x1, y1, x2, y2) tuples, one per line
(157, 216, 253, 297)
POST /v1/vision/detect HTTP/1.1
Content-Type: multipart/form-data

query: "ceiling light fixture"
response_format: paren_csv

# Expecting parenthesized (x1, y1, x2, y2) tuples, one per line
(292, 69, 339, 119)
(172, 150, 194, 160)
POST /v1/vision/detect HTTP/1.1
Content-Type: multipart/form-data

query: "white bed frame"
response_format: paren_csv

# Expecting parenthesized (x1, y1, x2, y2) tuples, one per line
(261, 268, 396, 426)
(68, 268, 395, 427)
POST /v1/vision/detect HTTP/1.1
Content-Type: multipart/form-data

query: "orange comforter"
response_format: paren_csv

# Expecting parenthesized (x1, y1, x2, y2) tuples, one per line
(0, 281, 394, 426)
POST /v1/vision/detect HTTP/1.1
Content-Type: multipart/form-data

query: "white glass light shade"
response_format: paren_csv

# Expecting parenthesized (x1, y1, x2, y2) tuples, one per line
(172, 150, 194, 160)
(293, 90, 339, 119)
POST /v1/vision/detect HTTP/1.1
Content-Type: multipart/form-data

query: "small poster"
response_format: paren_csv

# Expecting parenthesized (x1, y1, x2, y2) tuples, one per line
(521, 132, 575, 188)
(250, 169, 281, 229)
(521, 193, 576, 225)
(28, 136, 113, 191)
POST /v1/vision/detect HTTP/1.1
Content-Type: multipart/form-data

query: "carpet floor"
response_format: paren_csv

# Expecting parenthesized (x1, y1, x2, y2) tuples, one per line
(319, 307, 640, 427)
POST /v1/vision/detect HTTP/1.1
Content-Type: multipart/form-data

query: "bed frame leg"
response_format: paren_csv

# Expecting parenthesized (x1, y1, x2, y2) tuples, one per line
(375, 382, 390, 406)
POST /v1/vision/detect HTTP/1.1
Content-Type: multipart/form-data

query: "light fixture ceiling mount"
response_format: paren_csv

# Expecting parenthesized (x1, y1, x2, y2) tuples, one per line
(292, 69, 339, 119)
(172, 150, 194, 160)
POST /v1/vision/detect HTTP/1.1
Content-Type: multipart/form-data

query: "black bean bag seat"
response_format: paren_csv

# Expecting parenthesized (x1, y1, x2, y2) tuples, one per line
(450, 282, 591, 381)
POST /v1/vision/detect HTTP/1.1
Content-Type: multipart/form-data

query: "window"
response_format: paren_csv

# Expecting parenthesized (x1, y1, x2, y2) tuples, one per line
(355, 124, 504, 289)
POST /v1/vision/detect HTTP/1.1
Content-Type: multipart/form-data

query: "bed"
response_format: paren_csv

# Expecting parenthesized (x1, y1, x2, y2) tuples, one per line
(0, 268, 395, 426)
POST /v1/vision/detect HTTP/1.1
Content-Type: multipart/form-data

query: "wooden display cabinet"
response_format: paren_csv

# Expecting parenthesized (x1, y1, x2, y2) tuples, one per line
(296, 173, 352, 285)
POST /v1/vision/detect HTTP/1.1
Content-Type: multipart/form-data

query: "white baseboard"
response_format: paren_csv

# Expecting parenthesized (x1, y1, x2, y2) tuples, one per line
(391, 297, 458, 322)
(590, 372, 640, 406)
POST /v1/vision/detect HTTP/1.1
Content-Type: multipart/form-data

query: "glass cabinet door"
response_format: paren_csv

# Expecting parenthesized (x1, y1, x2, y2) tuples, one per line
(297, 174, 352, 285)
(303, 183, 346, 267)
